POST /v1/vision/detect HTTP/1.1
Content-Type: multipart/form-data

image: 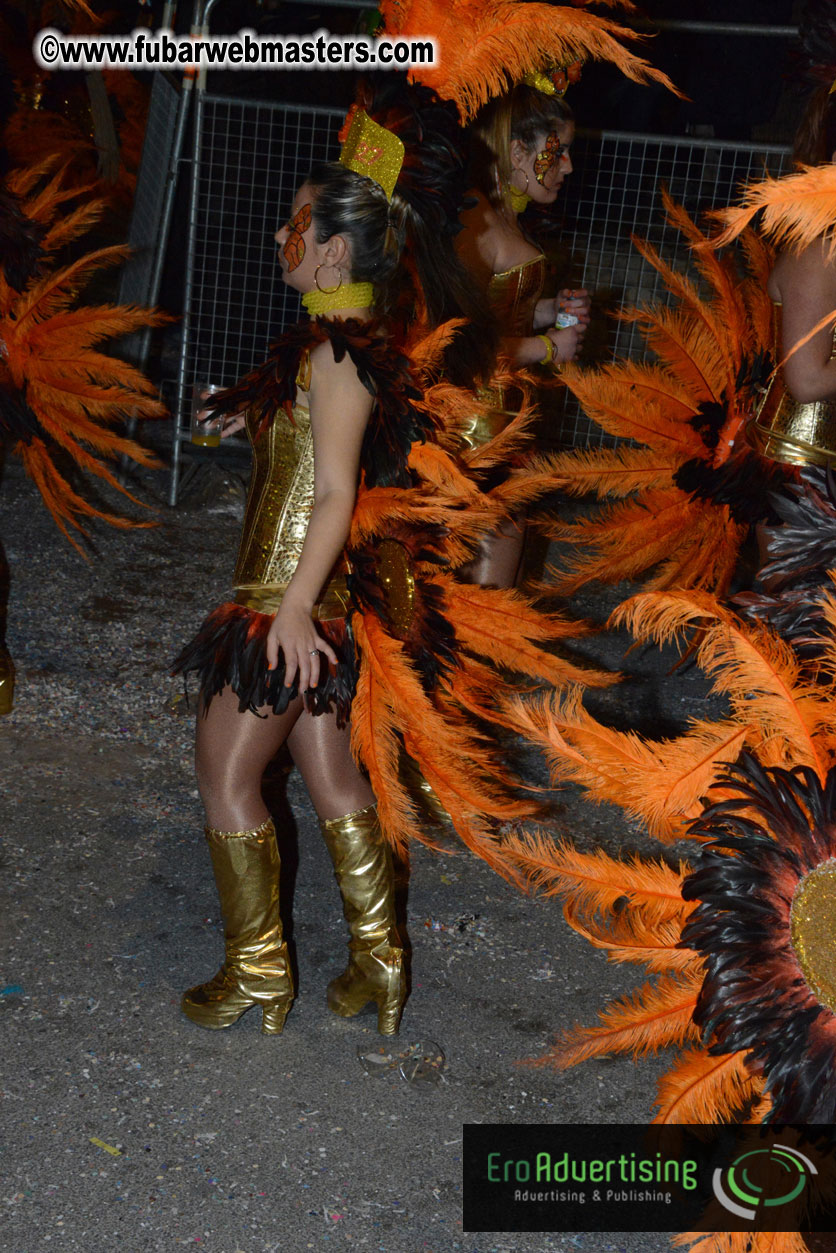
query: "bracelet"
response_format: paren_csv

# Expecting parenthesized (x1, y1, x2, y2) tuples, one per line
(536, 333, 555, 365)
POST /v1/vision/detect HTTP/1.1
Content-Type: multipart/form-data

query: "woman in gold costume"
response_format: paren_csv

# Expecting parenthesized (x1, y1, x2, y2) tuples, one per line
(172, 82, 524, 1040)
(456, 82, 590, 587)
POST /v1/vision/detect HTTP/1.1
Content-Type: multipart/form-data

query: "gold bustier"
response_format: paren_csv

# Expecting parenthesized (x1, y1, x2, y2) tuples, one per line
(486, 254, 546, 337)
(233, 404, 348, 618)
(460, 255, 547, 451)
(748, 305, 836, 467)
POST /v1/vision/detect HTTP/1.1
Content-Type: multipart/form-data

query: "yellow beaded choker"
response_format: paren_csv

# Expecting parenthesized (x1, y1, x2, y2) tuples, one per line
(507, 185, 531, 214)
(302, 282, 375, 316)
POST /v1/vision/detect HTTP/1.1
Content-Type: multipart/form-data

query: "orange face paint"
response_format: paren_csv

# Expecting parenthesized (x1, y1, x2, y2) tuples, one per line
(533, 132, 568, 186)
(283, 203, 312, 271)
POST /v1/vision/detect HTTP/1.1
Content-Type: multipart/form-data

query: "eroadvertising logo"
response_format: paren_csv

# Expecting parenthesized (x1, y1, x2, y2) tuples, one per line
(462, 1124, 836, 1234)
(712, 1144, 817, 1221)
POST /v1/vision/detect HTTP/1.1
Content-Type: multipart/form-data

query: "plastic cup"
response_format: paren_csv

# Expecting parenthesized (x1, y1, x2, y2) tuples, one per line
(190, 383, 224, 446)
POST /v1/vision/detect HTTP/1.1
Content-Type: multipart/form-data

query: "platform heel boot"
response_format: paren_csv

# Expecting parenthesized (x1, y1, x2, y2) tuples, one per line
(181, 817, 294, 1034)
(319, 803, 406, 1035)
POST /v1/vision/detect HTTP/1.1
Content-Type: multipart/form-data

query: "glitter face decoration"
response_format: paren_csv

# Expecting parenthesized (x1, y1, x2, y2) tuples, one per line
(533, 132, 568, 186)
(283, 203, 312, 272)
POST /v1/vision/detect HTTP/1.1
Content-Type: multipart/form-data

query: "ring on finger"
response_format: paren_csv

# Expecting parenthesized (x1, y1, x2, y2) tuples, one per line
(309, 649, 319, 656)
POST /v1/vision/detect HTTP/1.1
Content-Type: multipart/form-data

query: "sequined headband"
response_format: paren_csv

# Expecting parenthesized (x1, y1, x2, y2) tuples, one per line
(523, 62, 583, 99)
(338, 106, 405, 202)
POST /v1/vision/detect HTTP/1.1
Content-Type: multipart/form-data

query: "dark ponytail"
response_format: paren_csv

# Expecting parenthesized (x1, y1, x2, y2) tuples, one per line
(348, 75, 499, 389)
(305, 161, 404, 288)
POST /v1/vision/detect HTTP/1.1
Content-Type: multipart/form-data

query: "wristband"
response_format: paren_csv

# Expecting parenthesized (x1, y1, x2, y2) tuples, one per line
(536, 333, 555, 365)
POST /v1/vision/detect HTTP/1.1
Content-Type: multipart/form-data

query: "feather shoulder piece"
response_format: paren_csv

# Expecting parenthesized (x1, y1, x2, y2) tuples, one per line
(209, 316, 439, 489)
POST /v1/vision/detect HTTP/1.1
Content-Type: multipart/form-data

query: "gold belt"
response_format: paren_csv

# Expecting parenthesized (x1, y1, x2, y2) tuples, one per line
(748, 376, 836, 467)
(234, 579, 350, 620)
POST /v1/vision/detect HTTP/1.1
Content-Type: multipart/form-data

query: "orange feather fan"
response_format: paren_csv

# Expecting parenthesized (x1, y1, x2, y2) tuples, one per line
(537, 194, 779, 599)
(500, 586, 836, 1130)
(1, 163, 167, 548)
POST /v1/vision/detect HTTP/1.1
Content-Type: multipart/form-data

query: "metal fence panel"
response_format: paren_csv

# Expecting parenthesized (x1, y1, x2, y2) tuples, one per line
(175, 99, 791, 465)
(184, 96, 343, 390)
(117, 72, 183, 365)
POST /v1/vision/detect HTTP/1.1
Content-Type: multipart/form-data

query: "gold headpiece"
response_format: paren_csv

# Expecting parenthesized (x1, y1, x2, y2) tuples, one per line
(338, 107, 405, 202)
(523, 60, 583, 99)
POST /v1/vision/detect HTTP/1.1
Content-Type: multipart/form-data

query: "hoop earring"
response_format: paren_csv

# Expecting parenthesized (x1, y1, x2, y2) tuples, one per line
(314, 265, 342, 295)
(509, 167, 529, 194)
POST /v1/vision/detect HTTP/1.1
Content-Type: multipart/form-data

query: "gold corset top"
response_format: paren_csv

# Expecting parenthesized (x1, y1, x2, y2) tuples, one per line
(486, 254, 546, 337)
(460, 255, 547, 450)
(233, 404, 347, 617)
(748, 304, 836, 467)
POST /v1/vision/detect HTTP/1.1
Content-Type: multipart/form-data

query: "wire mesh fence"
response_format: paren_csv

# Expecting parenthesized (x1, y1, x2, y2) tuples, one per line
(183, 96, 343, 392)
(176, 97, 791, 466)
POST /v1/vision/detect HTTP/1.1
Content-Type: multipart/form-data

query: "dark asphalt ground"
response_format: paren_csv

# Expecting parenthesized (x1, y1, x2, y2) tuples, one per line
(0, 449, 724, 1252)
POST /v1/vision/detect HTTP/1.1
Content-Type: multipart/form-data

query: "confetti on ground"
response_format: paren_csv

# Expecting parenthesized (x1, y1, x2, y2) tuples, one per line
(89, 1137, 122, 1156)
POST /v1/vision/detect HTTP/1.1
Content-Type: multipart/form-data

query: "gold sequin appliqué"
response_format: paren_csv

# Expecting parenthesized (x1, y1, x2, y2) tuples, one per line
(790, 860, 836, 1014)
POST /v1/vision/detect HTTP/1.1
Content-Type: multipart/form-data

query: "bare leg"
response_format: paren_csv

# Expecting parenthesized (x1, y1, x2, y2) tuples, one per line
(459, 516, 526, 588)
(287, 709, 375, 821)
(195, 684, 304, 830)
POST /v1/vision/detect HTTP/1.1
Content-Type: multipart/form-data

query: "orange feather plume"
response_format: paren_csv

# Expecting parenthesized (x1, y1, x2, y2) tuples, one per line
(506, 687, 752, 841)
(504, 831, 691, 923)
(546, 971, 701, 1067)
(350, 612, 531, 885)
(380, 0, 680, 121)
(674, 1234, 810, 1253)
(561, 896, 699, 974)
(611, 591, 836, 778)
(438, 579, 616, 689)
(653, 1048, 760, 1125)
(710, 163, 836, 257)
(1, 162, 168, 548)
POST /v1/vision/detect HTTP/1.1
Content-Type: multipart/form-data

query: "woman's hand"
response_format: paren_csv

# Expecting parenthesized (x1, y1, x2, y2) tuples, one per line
(543, 323, 582, 364)
(220, 410, 247, 438)
(557, 287, 591, 328)
(266, 594, 338, 693)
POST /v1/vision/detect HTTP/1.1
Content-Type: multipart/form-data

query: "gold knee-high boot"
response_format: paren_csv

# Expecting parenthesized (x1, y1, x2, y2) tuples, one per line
(319, 803, 406, 1036)
(181, 817, 294, 1034)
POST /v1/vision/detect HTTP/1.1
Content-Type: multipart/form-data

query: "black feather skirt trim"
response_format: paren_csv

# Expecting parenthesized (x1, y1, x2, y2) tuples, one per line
(171, 603, 357, 725)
